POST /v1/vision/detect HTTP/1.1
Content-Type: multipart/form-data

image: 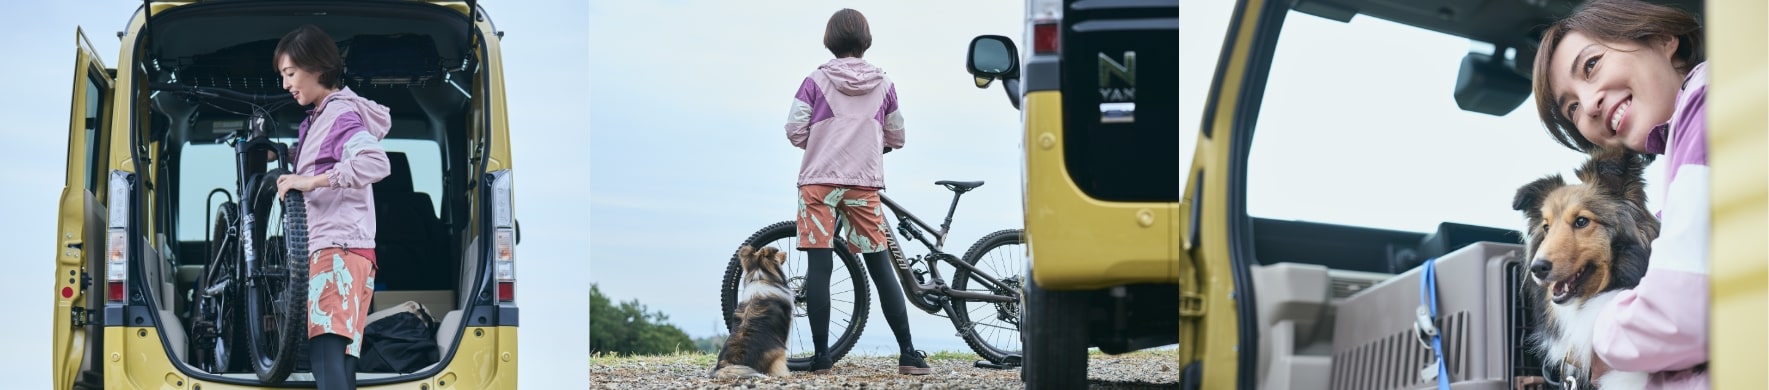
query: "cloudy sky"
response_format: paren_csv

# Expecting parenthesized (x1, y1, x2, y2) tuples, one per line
(0, 1, 588, 388)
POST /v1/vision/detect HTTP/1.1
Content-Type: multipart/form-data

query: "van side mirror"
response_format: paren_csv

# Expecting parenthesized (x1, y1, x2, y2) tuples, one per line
(966, 35, 1022, 109)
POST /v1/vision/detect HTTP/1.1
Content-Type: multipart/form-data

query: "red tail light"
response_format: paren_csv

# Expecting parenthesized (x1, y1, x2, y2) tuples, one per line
(497, 281, 515, 302)
(107, 282, 125, 302)
(1032, 22, 1060, 54)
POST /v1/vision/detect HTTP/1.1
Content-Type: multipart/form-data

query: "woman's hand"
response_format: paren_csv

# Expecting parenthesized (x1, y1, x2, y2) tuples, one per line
(276, 173, 329, 200)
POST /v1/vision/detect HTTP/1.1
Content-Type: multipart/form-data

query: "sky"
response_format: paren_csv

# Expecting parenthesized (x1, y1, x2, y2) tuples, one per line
(589, 0, 1665, 359)
(0, 1, 589, 388)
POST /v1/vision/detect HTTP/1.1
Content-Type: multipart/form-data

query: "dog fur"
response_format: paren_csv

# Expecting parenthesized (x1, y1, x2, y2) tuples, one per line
(1511, 146, 1658, 389)
(709, 245, 794, 379)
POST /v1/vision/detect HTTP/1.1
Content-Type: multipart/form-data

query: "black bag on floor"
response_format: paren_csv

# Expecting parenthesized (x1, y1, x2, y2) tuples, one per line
(357, 301, 440, 373)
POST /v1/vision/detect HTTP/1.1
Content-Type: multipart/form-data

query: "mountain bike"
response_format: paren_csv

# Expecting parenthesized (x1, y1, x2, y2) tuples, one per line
(152, 83, 311, 384)
(722, 179, 1027, 371)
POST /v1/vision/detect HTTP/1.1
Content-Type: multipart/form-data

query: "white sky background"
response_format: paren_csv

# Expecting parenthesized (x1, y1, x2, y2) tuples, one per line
(590, 0, 1668, 359)
(0, 1, 589, 388)
(589, 1, 1031, 355)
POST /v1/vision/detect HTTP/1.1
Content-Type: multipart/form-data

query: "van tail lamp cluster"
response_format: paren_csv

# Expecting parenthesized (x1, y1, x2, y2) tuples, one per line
(1029, 0, 1061, 54)
(106, 171, 133, 303)
(490, 169, 516, 303)
(1032, 22, 1060, 54)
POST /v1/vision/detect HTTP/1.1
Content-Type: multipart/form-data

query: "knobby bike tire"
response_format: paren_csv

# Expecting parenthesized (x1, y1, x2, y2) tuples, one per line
(243, 175, 309, 384)
(948, 229, 1027, 365)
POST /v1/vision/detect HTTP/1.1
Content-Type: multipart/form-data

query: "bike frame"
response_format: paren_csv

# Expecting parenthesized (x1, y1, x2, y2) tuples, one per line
(831, 188, 1018, 316)
(190, 99, 295, 370)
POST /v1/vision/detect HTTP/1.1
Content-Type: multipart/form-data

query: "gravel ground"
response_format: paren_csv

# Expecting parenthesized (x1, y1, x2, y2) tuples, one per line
(591, 350, 1182, 389)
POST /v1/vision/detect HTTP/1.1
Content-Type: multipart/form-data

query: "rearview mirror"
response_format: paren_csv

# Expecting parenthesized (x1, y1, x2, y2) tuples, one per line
(1454, 49, 1531, 116)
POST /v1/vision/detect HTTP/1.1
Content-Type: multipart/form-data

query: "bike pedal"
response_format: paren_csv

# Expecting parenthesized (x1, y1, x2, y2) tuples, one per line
(974, 360, 1019, 370)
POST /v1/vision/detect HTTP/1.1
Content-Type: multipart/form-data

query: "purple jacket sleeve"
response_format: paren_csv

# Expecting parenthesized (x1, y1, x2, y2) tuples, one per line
(881, 84, 905, 149)
(1591, 81, 1710, 374)
(322, 112, 390, 188)
(785, 77, 817, 149)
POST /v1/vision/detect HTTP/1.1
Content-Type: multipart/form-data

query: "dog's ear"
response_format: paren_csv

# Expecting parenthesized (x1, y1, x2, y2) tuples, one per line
(754, 246, 781, 267)
(738, 245, 757, 273)
(1576, 146, 1651, 207)
(768, 247, 787, 265)
(1512, 174, 1566, 221)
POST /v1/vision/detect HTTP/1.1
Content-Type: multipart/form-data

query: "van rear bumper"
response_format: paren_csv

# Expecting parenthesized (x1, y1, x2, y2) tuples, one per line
(104, 325, 518, 389)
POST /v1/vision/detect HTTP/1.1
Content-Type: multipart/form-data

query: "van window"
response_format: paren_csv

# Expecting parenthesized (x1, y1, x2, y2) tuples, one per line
(1244, 11, 1663, 233)
(175, 138, 442, 243)
(83, 70, 108, 193)
(177, 143, 236, 243)
(383, 139, 444, 217)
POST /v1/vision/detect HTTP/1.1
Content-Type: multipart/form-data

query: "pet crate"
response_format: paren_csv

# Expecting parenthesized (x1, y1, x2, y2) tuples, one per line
(1320, 241, 1543, 390)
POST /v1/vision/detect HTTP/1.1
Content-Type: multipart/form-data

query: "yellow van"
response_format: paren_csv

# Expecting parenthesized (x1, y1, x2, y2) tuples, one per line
(53, 1, 520, 388)
(964, 0, 1182, 388)
(970, 0, 1762, 388)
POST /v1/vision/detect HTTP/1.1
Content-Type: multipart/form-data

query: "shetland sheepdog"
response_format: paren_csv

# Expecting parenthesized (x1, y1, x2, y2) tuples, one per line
(1511, 147, 1657, 389)
(709, 245, 794, 379)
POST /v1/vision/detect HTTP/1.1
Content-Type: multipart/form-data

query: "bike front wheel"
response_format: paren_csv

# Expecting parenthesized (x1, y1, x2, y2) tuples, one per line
(948, 228, 1028, 365)
(721, 221, 871, 371)
(242, 172, 309, 384)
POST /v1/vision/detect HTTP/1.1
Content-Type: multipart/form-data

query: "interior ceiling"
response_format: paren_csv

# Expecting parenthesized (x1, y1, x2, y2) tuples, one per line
(143, 1, 474, 144)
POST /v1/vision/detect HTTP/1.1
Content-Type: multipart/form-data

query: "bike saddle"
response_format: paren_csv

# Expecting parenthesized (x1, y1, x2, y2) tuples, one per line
(935, 180, 985, 192)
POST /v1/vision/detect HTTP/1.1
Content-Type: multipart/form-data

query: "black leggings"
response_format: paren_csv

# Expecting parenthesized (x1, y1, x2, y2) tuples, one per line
(309, 334, 358, 390)
(807, 248, 917, 357)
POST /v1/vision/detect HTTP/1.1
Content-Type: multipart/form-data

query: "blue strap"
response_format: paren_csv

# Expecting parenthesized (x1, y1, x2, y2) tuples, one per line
(1420, 258, 1451, 389)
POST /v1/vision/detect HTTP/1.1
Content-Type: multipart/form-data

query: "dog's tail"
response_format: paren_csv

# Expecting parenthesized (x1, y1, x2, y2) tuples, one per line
(711, 365, 767, 379)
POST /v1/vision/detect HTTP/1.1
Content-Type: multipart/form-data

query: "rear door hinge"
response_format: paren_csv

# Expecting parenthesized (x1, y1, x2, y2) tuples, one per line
(1179, 291, 1205, 318)
(71, 306, 93, 327)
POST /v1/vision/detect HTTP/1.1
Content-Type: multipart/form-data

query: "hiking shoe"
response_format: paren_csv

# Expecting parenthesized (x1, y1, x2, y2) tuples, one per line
(810, 354, 834, 375)
(898, 350, 933, 375)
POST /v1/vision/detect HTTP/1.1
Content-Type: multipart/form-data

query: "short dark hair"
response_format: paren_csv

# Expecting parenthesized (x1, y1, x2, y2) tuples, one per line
(273, 24, 345, 90)
(1531, 0, 1703, 152)
(823, 9, 872, 58)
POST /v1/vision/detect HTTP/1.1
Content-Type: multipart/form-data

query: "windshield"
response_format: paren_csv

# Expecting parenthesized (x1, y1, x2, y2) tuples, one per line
(1244, 10, 1667, 234)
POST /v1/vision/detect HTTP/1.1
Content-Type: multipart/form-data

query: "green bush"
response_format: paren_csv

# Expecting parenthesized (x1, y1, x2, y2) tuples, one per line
(589, 283, 696, 356)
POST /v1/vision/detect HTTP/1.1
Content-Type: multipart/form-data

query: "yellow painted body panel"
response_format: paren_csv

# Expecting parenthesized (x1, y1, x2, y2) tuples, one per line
(1704, 0, 1768, 386)
(1021, 91, 1181, 290)
(54, 26, 114, 390)
(1181, 0, 1269, 387)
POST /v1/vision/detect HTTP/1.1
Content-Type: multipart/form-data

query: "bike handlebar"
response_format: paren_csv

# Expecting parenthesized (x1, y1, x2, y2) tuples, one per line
(150, 83, 294, 105)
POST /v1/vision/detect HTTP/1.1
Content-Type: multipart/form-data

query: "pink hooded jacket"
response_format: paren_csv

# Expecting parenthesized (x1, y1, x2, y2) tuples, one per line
(1592, 61, 1710, 389)
(785, 57, 905, 189)
(293, 86, 392, 253)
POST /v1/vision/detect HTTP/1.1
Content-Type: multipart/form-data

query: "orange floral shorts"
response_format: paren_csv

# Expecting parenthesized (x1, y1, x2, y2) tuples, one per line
(796, 184, 890, 254)
(307, 247, 377, 357)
